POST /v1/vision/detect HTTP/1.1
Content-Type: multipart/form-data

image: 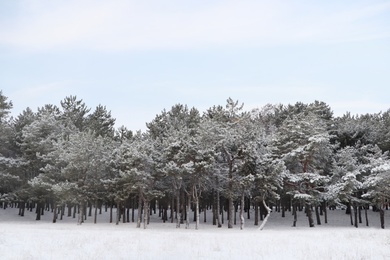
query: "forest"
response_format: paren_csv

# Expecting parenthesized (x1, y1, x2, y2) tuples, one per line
(1, 90, 390, 230)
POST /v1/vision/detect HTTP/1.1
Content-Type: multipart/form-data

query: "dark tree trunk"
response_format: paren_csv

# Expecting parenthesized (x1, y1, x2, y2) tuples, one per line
(131, 198, 135, 223)
(246, 197, 250, 220)
(293, 202, 297, 227)
(234, 202, 237, 226)
(19, 202, 25, 217)
(171, 196, 174, 223)
(380, 207, 385, 229)
(68, 204, 72, 217)
(254, 201, 259, 226)
(52, 206, 57, 223)
(204, 204, 207, 223)
(109, 204, 113, 223)
(221, 202, 224, 225)
(323, 201, 328, 224)
(180, 190, 185, 225)
(354, 204, 358, 228)
(365, 206, 369, 227)
(94, 200, 98, 224)
(36, 202, 41, 221)
(315, 206, 321, 225)
(88, 202, 92, 217)
(306, 202, 314, 227)
(212, 190, 216, 225)
(259, 201, 264, 221)
(217, 190, 221, 227)
(116, 202, 120, 225)
(349, 204, 354, 226)
(122, 204, 126, 224)
(73, 205, 76, 219)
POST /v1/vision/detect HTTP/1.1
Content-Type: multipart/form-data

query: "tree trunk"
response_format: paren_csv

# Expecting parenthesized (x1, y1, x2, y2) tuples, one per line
(306, 202, 314, 227)
(122, 204, 126, 224)
(88, 202, 92, 217)
(109, 204, 113, 223)
(78, 202, 84, 225)
(116, 201, 120, 225)
(176, 191, 181, 228)
(240, 192, 245, 230)
(180, 191, 185, 225)
(186, 196, 190, 229)
(143, 200, 149, 229)
(254, 201, 259, 226)
(246, 197, 250, 220)
(221, 200, 224, 225)
(315, 206, 321, 225)
(228, 159, 234, 229)
(349, 203, 354, 226)
(137, 196, 142, 228)
(36, 202, 41, 221)
(171, 196, 174, 223)
(380, 207, 385, 229)
(195, 197, 200, 230)
(354, 204, 358, 228)
(365, 205, 369, 227)
(234, 202, 237, 226)
(323, 201, 328, 224)
(131, 198, 135, 223)
(259, 200, 271, 230)
(94, 200, 98, 224)
(204, 204, 206, 223)
(52, 206, 57, 223)
(212, 190, 216, 225)
(60, 205, 64, 220)
(293, 202, 297, 227)
(217, 190, 222, 228)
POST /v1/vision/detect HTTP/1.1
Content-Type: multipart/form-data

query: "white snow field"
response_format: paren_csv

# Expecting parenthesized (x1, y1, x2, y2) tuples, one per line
(1, 207, 390, 260)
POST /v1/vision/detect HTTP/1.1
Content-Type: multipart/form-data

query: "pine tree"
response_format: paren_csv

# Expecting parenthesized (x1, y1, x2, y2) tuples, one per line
(274, 111, 334, 227)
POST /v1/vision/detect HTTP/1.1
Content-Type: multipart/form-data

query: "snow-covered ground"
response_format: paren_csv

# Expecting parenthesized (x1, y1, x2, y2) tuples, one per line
(1, 207, 390, 260)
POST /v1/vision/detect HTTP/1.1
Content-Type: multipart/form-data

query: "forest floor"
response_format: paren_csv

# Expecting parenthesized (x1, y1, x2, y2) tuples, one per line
(1, 206, 390, 260)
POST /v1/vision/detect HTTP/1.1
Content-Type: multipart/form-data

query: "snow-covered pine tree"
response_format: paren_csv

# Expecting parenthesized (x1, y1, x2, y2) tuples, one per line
(362, 145, 390, 229)
(60, 95, 90, 131)
(274, 111, 334, 227)
(206, 98, 253, 229)
(114, 133, 163, 228)
(147, 104, 201, 228)
(326, 145, 366, 227)
(43, 130, 112, 224)
(86, 104, 116, 138)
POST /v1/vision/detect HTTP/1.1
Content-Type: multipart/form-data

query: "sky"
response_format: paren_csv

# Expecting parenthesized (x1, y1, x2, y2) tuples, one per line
(1, 0, 390, 131)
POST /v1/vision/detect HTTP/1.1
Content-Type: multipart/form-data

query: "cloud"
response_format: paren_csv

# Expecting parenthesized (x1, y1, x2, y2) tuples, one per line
(1, 0, 389, 52)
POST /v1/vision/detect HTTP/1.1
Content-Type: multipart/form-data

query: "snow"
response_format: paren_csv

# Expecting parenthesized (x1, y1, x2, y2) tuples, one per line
(1, 207, 390, 259)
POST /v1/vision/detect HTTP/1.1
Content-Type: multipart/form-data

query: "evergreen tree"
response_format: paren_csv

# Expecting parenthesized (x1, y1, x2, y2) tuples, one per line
(274, 112, 334, 227)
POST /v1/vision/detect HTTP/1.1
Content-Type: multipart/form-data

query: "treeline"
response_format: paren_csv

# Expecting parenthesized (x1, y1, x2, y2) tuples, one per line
(1, 90, 390, 229)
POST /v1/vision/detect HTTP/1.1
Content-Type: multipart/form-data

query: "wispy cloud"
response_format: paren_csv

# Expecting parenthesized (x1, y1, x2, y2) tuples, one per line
(1, 0, 389, 52)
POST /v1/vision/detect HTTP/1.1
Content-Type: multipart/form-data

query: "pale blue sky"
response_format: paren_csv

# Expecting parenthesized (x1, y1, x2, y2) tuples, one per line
(1, 0, 390, 130)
